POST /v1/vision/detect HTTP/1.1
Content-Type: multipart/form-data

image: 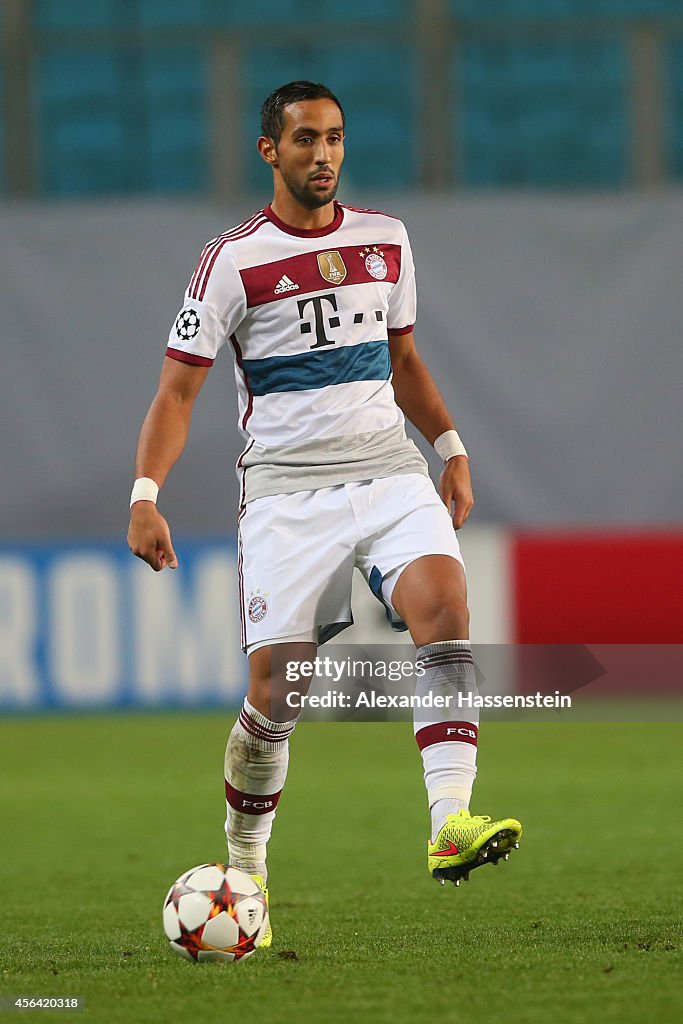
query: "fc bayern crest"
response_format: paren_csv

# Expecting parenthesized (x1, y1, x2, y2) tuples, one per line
(248, 593, 268, 623)
(175, 308, 201, 340)
(360, 246, 388, 280)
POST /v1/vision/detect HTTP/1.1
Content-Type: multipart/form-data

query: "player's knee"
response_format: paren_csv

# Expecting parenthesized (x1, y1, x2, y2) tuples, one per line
(433, 594, 469, 639)
(413, 590, 469, 644)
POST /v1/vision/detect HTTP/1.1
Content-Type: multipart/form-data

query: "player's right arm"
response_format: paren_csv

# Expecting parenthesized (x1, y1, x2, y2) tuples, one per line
(127, 356, 210, 571)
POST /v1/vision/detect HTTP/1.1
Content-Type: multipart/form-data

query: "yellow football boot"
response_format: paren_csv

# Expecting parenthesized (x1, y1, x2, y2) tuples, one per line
(250, 874, 272, 948)
(428, 809, 522, 886)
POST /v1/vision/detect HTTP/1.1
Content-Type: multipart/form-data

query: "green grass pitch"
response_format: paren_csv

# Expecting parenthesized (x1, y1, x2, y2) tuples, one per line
(0, 714, 681, 1024)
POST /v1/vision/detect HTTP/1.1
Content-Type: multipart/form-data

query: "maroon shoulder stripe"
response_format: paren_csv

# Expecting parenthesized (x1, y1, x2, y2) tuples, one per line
(191, 216, 266, 300)
(188, 213, 267, 299)
(340, 203, 401, 221)
(188, 220, 255, 297)
(223, 210, 268, 238)
(221, 212, 269, 243)
(189, 238, 217, 296)
(195, 217, 268, 301)
(240, 242, 402, 309)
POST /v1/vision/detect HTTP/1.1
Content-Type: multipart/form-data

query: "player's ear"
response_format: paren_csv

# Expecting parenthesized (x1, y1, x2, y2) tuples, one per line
(257, 136, 278, 167)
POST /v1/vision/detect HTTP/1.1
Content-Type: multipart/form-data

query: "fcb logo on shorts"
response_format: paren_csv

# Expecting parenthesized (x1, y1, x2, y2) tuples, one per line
(317, 251, 347, 285)
(248, 592, 268, 623)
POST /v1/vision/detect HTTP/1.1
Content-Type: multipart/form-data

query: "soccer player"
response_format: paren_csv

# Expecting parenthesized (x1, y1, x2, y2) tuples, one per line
(128, 81, 522, 944)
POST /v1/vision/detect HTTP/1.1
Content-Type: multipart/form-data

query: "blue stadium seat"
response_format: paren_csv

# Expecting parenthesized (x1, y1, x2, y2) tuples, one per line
(135, 0, 214, 30)
(665, 36, 683, 181)
(37, 48, 206, 196)
(22, 1, 678, 196)
(139, 51, 208, 193)
(38, 51, 127, 195)
(456, 36, 629, 186)
(0, 67, 5, 195)
(452, 1, 682, 20)
(33, 0, 409, 30)
(34, 0, 120, 31)
(213, 0, 407, 26)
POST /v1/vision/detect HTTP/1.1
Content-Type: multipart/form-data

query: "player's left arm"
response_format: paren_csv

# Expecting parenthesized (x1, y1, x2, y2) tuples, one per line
(389, 331, 473, 529)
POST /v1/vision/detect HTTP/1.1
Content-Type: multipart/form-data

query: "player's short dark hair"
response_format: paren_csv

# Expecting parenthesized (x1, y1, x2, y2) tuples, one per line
(260, 81, 345, 145)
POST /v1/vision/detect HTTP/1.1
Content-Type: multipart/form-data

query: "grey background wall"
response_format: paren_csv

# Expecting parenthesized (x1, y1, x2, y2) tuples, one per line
(1, 190, 681, 537)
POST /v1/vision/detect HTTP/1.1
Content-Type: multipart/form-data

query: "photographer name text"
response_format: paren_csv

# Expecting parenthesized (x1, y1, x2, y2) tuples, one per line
(285, 690, 572, 710)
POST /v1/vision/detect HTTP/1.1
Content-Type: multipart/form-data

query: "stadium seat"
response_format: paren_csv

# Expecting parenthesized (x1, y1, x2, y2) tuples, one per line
(456, 37, 628, 186)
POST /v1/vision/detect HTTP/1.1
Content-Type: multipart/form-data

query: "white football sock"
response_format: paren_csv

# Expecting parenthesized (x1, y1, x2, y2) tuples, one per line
(414, 641, 480, 839)
(224, 697, 298, 882)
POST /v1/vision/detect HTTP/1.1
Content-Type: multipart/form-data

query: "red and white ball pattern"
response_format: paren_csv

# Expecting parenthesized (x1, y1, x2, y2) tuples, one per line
(163, 863, 268, 962)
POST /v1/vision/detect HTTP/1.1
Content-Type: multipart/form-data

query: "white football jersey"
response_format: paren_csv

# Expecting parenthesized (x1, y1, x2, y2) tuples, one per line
(167, 202, 428, 502)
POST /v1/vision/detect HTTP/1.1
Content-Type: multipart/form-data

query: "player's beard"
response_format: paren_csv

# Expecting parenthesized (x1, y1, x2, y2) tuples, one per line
(280, 167, 339, 210)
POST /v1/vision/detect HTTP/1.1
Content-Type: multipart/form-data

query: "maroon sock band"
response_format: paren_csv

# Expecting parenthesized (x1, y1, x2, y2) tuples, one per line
(415, 721, 478, 750)
(225, 780, 283, 814)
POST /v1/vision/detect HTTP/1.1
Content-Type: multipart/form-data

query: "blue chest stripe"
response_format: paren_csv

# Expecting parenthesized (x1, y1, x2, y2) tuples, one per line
(242, 340, 391, 396)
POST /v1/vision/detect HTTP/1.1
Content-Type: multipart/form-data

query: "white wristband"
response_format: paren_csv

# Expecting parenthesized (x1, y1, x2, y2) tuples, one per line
(434, 429, 468, 462)
(130, 477, 159, 507)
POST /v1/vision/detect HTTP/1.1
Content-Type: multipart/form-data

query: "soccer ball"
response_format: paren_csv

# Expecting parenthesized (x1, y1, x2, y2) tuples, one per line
(162, 863, 268, 962)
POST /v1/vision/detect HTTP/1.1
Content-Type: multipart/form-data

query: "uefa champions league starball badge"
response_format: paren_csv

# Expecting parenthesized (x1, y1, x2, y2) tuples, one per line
(175, 308, 201, 340)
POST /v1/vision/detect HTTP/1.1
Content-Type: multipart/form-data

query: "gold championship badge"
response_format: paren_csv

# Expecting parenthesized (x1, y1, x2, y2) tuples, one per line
(317, 251, 347, 285)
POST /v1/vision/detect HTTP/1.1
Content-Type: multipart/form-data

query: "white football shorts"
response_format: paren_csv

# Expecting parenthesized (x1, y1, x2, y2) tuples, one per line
(237, 473, 464, 652)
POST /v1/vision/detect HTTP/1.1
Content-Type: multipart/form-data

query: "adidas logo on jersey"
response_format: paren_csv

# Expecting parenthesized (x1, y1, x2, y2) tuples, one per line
(274, 275, 299, 294)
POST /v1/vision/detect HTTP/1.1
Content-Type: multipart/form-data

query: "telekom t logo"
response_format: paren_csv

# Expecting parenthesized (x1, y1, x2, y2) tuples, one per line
(297, 293, 340, 348)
